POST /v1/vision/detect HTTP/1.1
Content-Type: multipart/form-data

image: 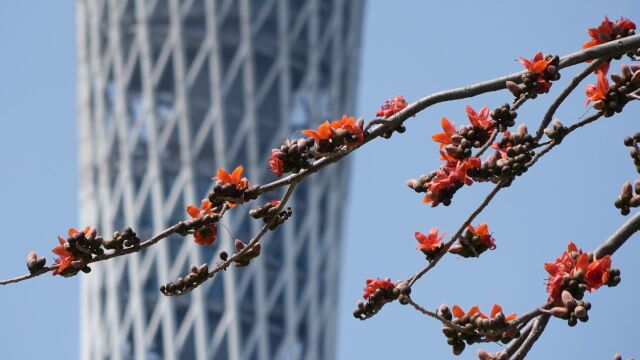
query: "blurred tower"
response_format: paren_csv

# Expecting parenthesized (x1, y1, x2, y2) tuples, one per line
(76, 0, 363, 359)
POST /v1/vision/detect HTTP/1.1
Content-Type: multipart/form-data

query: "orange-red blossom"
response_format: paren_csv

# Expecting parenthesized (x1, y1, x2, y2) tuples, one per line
(544, 242, 612, 301)
(52, 227, 92, 275)
(186, 200, 218, 246)
(452, 304, 516, 321)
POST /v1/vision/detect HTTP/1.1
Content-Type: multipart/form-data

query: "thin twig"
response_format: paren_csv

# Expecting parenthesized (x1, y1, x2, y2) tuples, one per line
(534, 58, 606, 141)
(406, 297, 467, 333)
(407, 182, 504, 287)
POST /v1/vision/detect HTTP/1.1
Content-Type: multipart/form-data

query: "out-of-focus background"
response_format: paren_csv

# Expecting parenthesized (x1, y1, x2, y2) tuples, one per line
(0, 1, 638, 359)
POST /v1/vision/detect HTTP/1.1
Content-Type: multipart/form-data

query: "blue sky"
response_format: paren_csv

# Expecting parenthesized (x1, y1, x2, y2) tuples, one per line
(0, 1, 639, 359)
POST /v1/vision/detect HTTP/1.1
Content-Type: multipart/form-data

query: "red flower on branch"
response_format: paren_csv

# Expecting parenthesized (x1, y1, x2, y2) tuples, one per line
(423, 156, 481, 207)
(52, 227, 91, 275)
(432, 117, 458, 150)
(216, 165, 248, 191)
(544, 242, 613, 301)
(584, 255, 612, 291)
(376, 95, 408, 119)
(331, 115, 364, 146)
(452, 304, 481, 320)
(415, 227, 445, 252)
(186, 200, 218, 246)
(585, 71, 610, 106)
(301, 121, 332, 141)
(268, 151, 284, 177)
(518, 52, 553, 75)
(466, 223, 496, 250)
(487, 304, 517, 321)
(465, 105, 494, 131)
(582, 16, 636, 49)
(362, 278, 395, 300)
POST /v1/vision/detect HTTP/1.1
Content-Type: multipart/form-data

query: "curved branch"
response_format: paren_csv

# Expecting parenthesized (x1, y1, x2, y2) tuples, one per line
(2, 35, 639, 286)
(595, 210, 640, 258)
(509, 314, 550, 360)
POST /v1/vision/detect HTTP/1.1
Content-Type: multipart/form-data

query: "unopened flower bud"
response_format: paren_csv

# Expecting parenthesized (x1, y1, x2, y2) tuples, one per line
(549, 307, 568, 318)
(506, 81, 522, 97)
(621, 181, 633, 202)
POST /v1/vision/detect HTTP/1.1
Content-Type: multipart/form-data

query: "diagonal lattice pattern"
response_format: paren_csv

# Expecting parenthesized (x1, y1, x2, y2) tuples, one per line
(76, 0, 364, 359)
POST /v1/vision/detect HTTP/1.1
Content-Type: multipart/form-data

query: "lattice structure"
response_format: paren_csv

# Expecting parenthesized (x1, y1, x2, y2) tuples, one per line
(76, 0, 363, 359)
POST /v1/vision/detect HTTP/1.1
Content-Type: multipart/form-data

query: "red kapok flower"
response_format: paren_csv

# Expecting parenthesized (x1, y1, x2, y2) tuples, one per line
(585, 71, 610, 106)
(301, 121, 332, 141)
(268, 151, 284, 177)
(216, 165, 248, 191)
(186, 200, 218, 246)
(452, 305, 481, 320)
(376, 95, 408, 119)
(584, 255, 611, 291)
(488, 304, 517, 321)
(466, 223, 496, 250)
(583, 16, 636, 49)
(415, 227, 445, 252)
(465, 105, 494, 131)
(331, 115, 364, 146)
(544, 242, 613, 301)
(422, 156, 481, 207)
(519, 52, 552, 74)
(362, 278, 395, 300)
(432, 117, 458, 150)
(52, 227, 92, 275)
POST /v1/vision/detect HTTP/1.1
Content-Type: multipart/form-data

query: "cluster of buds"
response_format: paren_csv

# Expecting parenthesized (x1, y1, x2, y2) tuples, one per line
(353, 278, 405, 320)
(375, 95, 409, 119)
(508, 52, 560, 98)
(232, 239, 261, 267)
(615, 180, 640, 215)
(407, 156, 481, 207)
(545, 242, 619, 303)
(543, 119, 569, 144)
(249, 200, 292, 230)
(26, 251, 46, 273)
(207, 166, 258, 207)
(490, 103, 517, 132)
(301, 115, 364, 154)
(449, 223, 496, 258)
(52, 227, 102, 276)
(439, 304, 518, 356)
(623, 132, 640, 173)
(586, 64, 640, 117)
(160, 263, 209, 296)
(548, 290, 592, 327)
(103, 227, 140, 250)
(469, 125, 537, 184)
(268, 138, 315, 177)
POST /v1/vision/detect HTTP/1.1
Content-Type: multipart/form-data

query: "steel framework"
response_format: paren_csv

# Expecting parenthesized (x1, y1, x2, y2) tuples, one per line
(76, 0, 363, 359)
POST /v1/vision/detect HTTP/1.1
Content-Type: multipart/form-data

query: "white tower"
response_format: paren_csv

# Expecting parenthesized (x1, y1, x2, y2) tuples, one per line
(76, 0, 363, 359)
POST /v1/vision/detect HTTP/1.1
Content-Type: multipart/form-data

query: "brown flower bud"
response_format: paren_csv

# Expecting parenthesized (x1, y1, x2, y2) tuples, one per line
(561, 290, 575, 307)
(611, 73, 625, 84)
(506, 81, 522, 97)
(621, 181, 633, 202)
(549, 307, 568, 318)
(574, 305, 587, 319)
